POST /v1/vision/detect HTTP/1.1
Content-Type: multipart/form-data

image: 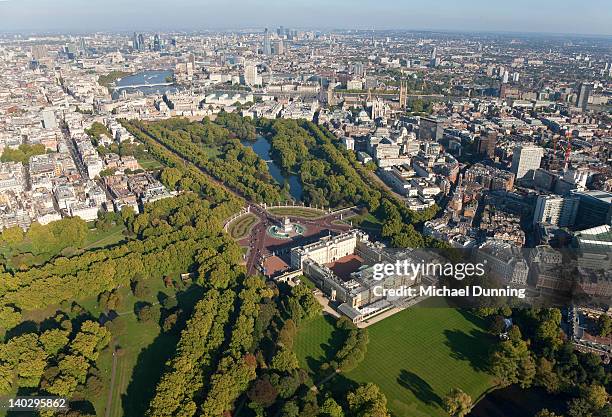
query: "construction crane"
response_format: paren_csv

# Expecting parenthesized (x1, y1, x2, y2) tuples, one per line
(547, 132, 572, 170)
(564, 140, 572, 170)
(557, 131, 573, 170)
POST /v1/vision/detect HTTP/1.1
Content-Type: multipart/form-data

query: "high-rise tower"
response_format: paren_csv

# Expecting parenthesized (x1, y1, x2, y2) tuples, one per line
(511, 144, 544, 180)
(576, 83, 592, 110)
(263, 28, 272, 56)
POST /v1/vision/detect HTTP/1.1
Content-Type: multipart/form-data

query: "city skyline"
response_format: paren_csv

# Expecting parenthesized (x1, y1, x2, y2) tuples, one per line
(1, 0, 612, 36)
(0, 6, 611, 416)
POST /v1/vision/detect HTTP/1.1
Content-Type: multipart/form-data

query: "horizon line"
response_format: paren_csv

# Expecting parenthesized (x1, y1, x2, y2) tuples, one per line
(1, 27, 612, 39)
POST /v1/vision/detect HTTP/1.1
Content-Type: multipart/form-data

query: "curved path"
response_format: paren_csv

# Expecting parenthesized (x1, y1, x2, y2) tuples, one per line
(104, 345, 119, 417)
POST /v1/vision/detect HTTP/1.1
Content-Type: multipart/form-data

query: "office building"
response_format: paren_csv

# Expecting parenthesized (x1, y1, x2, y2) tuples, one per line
(263, 28, 272, 56)
(272, 39, 284, 55)
(430, 48, 439, 67)
(463, 163, 515, 191)
(533, 195, 579, 226)
(79, 37, 87, 55)
(475, 240, 529, 285)
(31, 45, 48, 60)
(576, 82, 593, 110)
(573, 190, 612, 229)
(573, 225, 612, 272)
(132, 32, 146, 51)
(419, 116, 445, 141)
(477, 131, 497, 159)
(243, 64, 260, 87)
(511, 144, 544, 180)
(41, 109, 57, 129)
(352, 62, 366, 77)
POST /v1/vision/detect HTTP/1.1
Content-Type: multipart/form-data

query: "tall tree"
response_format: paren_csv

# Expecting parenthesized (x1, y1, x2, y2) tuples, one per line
(347, 383, 391, 417)
(444, 388, 473, 417)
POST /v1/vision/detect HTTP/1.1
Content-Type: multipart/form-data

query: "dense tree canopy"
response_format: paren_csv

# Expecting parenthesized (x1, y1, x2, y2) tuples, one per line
(0, 321, 109, 399)
(214, 111, 257, 141)
(123, 118, 284, 203)
(483, 305, 611, 417)
(1, 143, 47, 164)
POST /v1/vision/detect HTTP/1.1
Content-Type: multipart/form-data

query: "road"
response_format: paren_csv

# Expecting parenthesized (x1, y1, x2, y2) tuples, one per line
(240, 204, 354, 275)
(368, 169, 405, 201)
(61, 125, 88, 179)
(104, 346, 119, 417)
(243, 205, 270, 275)
(62, 125, 116, 202)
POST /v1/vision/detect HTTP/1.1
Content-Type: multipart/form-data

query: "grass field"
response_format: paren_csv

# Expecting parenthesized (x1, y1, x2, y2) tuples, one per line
(295, 307, 495, 417)
(228, 213, 259, 239)
(347, 212, 383, 235)
(81, 224, 127, 250)
(14, 266, 199, 417)
(294, 314, 339, 376)
(268, 206, 325, 219)
(0, 223, 126, 270)
(345, 308, 494, 417)
(78, 275, 202, 417)
(137, 157, 164, 171)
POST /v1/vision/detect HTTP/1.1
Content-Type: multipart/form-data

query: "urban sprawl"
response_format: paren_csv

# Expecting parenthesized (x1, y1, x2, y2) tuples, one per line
(0, 27, 611, 417)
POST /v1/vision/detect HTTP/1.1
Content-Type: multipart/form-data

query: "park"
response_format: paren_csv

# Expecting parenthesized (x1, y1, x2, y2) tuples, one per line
(294, 304, 496, 417)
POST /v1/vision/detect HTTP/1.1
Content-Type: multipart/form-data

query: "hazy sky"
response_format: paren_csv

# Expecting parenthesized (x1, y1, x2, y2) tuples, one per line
(1, 0, 611, 36)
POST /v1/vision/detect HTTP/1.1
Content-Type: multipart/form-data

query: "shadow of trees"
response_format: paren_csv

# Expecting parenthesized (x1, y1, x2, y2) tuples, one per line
(121, 331, 179, 417)
(121, 285, 202, 417)
(397, 370, 443, 407)
(4, 320, 38, 341)
(443, 328, 492, 373)
(456, 309, 489, 329)
(304, 315, 347, 375)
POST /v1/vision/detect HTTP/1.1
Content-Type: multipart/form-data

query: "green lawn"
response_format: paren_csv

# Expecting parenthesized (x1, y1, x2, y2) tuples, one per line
(343, 308, 495, 417)
(0, 223, 126, 270)
(295, 307, 495, 417)
(347, 212, 383, 234)
(82, 224, 127, 250)
(78, 275, 201, 417)
(201, 146, 221, 159)
(228, 213, 259, 239)
(137, 157, 164, 171)
(268, 207, 325, 219)
(93, 308, 167, 417)
(16, 268, 197, 417)
(294, 314, 338, 376)
(95, 307, 180, 417)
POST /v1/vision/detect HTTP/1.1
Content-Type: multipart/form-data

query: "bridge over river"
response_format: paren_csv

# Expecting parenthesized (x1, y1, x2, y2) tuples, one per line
(113, 82, 173, 90)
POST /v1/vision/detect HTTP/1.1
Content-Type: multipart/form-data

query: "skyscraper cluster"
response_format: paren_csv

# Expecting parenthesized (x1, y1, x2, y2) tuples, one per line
(132, 32, 146, 51)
